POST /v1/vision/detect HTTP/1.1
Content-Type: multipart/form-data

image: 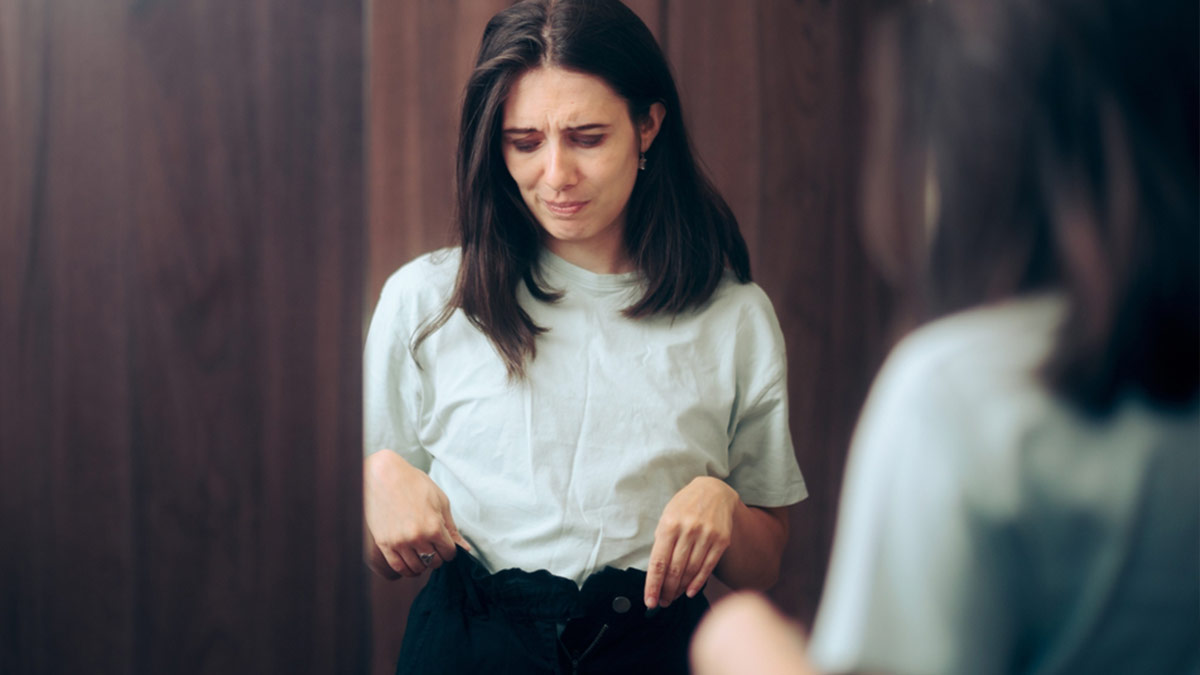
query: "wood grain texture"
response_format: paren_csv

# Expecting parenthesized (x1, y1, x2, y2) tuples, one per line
(749, 0, 892, 623)
(1, 0, 368, 672)
(363, 0, 893, 670)
(367, 0, 513, 311)
(666, 0, 762, 248)
(1, 2, 136, 671)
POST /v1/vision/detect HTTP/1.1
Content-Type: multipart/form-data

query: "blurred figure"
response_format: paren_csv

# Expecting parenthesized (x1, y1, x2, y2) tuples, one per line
(692, 0, 1198, 673)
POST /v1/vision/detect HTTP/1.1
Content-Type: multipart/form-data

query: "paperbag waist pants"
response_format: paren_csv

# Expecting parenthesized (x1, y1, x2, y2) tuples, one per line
(395, 548, 709, 675)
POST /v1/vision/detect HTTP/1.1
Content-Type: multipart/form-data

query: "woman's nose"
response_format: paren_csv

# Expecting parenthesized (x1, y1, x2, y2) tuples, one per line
(543, 144, 577, 191)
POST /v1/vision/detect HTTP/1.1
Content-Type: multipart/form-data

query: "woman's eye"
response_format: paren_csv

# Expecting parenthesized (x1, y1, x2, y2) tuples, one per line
(509, 139, 541, 153)
(574, 135, 604, 147)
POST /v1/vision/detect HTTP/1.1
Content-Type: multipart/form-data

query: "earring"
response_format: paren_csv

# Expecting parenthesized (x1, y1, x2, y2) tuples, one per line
(638, 152, 647, 171)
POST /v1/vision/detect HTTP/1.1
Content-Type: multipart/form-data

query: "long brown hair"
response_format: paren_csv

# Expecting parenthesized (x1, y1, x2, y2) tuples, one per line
(414, 0, 750, 379)
(872, 0, 1198, 415)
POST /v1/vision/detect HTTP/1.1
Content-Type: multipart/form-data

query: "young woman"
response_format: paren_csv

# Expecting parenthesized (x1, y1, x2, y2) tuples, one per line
(692, 0, 1199, 673)
(363, 1, 807, 672)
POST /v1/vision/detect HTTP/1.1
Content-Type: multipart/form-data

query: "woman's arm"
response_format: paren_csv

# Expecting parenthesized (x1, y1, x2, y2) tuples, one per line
(363, 449, 470, 578)
(718, 501, 789, 589)
(644, 477, 790, 609)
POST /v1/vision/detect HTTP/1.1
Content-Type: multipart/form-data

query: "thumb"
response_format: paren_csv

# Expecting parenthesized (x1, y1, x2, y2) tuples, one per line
(442, 504, 471, 552)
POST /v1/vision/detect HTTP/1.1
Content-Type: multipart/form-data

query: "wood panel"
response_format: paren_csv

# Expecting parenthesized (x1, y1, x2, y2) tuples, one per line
(367, 0, 513, 311)
(364, 0, 891, 670)
(751, 0, 891, 623)
(0, 0, 367, 673)
(666, 0, 762, 249)
(0, 2, 136, 671)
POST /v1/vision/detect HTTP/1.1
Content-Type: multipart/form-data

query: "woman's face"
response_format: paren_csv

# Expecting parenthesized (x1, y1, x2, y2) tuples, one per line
(501, 66, 662, 273)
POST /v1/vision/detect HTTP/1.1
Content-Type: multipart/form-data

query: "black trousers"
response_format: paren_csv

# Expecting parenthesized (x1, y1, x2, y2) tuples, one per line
(395, 548, 709, 675)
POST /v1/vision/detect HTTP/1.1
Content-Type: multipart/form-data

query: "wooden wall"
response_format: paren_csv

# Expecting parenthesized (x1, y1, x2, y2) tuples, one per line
(0, 1, 367, 673)
(367, 1, 892, 672)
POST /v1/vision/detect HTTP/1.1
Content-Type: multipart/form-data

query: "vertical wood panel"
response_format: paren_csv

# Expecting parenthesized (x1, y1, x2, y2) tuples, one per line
(751, 0, 891, 623)
(1, 1, 135, 671)
(1, 0, 368, 672)
(367, 0, 512, 309)
(666, 1, 762, 249)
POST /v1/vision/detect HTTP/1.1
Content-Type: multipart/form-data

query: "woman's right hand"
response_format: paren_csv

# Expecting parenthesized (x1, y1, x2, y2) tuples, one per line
(363, 449, 471, 578)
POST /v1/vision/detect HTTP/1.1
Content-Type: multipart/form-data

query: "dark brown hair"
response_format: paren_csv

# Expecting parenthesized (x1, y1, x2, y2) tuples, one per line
(415, 0, 750, 379)
(872, 0, 1198, 415)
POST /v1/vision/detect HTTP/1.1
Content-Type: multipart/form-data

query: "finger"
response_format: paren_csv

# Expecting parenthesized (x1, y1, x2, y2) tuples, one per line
(686, 545, 725, 598)
(644, 527, 678, 609)
(423, 552, 445, 571)
(443, 508, 471, 552)
(430, 524, 459, 566)
(381, 544, 421, 578)
(413, 548, 441, 571)
(677, 539, 710, 599)
(660, 537, 694, 607)
(397, 546, 429, 577)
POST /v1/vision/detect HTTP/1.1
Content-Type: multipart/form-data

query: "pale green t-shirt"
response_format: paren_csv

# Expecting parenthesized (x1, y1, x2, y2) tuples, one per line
(364, 248, 808, 586)
(810, 294, 1199, 674)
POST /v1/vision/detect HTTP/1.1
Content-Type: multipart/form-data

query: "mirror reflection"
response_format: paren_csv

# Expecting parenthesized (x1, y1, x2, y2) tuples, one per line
(364, 1, 808, 672)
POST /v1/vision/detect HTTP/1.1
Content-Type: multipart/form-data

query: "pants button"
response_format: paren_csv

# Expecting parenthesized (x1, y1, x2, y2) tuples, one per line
(611, 596, 632, 614)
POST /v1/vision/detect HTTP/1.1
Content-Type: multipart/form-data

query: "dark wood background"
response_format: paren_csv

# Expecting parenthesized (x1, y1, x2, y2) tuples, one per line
(1, 0, 367, 672)
(367, 1, 893, 672)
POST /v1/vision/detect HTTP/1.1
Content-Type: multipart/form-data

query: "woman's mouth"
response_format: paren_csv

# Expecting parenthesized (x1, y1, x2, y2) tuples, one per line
(542, 199, 588, 217)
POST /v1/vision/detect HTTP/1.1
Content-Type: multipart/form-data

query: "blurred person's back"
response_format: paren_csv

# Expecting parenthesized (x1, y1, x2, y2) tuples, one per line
(810, 292, 1197, 674)
(806, 0, 1199, 672)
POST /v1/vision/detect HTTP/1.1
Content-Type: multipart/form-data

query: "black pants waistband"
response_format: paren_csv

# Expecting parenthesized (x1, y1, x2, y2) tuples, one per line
(446, 546, 667, 623)
(396, 547, 709, 675)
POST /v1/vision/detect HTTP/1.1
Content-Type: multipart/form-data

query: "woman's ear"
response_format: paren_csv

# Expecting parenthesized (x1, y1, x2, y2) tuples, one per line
(639, 102, 667, 152)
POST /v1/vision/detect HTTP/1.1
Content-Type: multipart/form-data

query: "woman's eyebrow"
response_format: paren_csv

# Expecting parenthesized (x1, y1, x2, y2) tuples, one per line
(566, 123, 610, 132)
(501, 123, 611, 135)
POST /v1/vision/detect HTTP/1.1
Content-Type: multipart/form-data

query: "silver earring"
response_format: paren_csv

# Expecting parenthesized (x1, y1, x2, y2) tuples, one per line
(639, 152, 647, 171)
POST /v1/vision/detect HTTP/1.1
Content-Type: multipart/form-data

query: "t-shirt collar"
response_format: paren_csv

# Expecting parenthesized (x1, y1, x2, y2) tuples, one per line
(538, 248, 640, 294)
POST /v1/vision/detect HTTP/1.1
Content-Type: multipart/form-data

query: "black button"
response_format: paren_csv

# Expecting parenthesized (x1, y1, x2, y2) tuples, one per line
(611, 596, 632, 614)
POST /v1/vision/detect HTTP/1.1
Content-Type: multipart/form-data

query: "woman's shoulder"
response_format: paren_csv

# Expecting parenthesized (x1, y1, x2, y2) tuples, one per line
(861, 295, 1069, 463)
(883, 293, 1066, 395)
(371, 247, 461, 330)
(852, 295, 1070, 516)
(385, 247, 460, 290)
(379, 247, 460, 302)
(705, 272, 779, 322)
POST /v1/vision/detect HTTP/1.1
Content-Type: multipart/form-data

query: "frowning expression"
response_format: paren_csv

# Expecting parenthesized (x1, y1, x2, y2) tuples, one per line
(501, 66, 661, 273)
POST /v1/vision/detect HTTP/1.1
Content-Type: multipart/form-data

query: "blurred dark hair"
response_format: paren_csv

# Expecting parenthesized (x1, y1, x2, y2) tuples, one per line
(416, 0, 750, 379)
(873, 0, 1198, 415)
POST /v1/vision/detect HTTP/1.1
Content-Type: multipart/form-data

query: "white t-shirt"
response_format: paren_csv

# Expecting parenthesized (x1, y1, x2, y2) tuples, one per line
(364, 248, 808, 585)
(809, 294, 1200, 675)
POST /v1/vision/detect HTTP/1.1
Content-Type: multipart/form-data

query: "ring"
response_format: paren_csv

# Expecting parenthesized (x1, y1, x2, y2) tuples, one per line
(418, 552, 436, 566)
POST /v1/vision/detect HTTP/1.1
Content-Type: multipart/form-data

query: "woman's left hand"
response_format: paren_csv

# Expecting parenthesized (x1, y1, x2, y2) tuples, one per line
(644, 476, 739, 609)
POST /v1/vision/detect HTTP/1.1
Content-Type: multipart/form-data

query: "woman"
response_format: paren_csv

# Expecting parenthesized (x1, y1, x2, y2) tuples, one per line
(363, 1, 807, 673)
(693, 0, 1198, 673)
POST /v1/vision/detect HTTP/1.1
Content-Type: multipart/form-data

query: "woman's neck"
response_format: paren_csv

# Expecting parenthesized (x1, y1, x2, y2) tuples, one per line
(543, 238, 634, 275)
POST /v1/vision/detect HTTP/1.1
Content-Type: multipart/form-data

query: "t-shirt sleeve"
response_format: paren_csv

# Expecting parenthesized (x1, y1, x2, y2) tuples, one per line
(362, 271, 433, 473)
(807, 341, 1017, 675)
(725, 287, 808, 507)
